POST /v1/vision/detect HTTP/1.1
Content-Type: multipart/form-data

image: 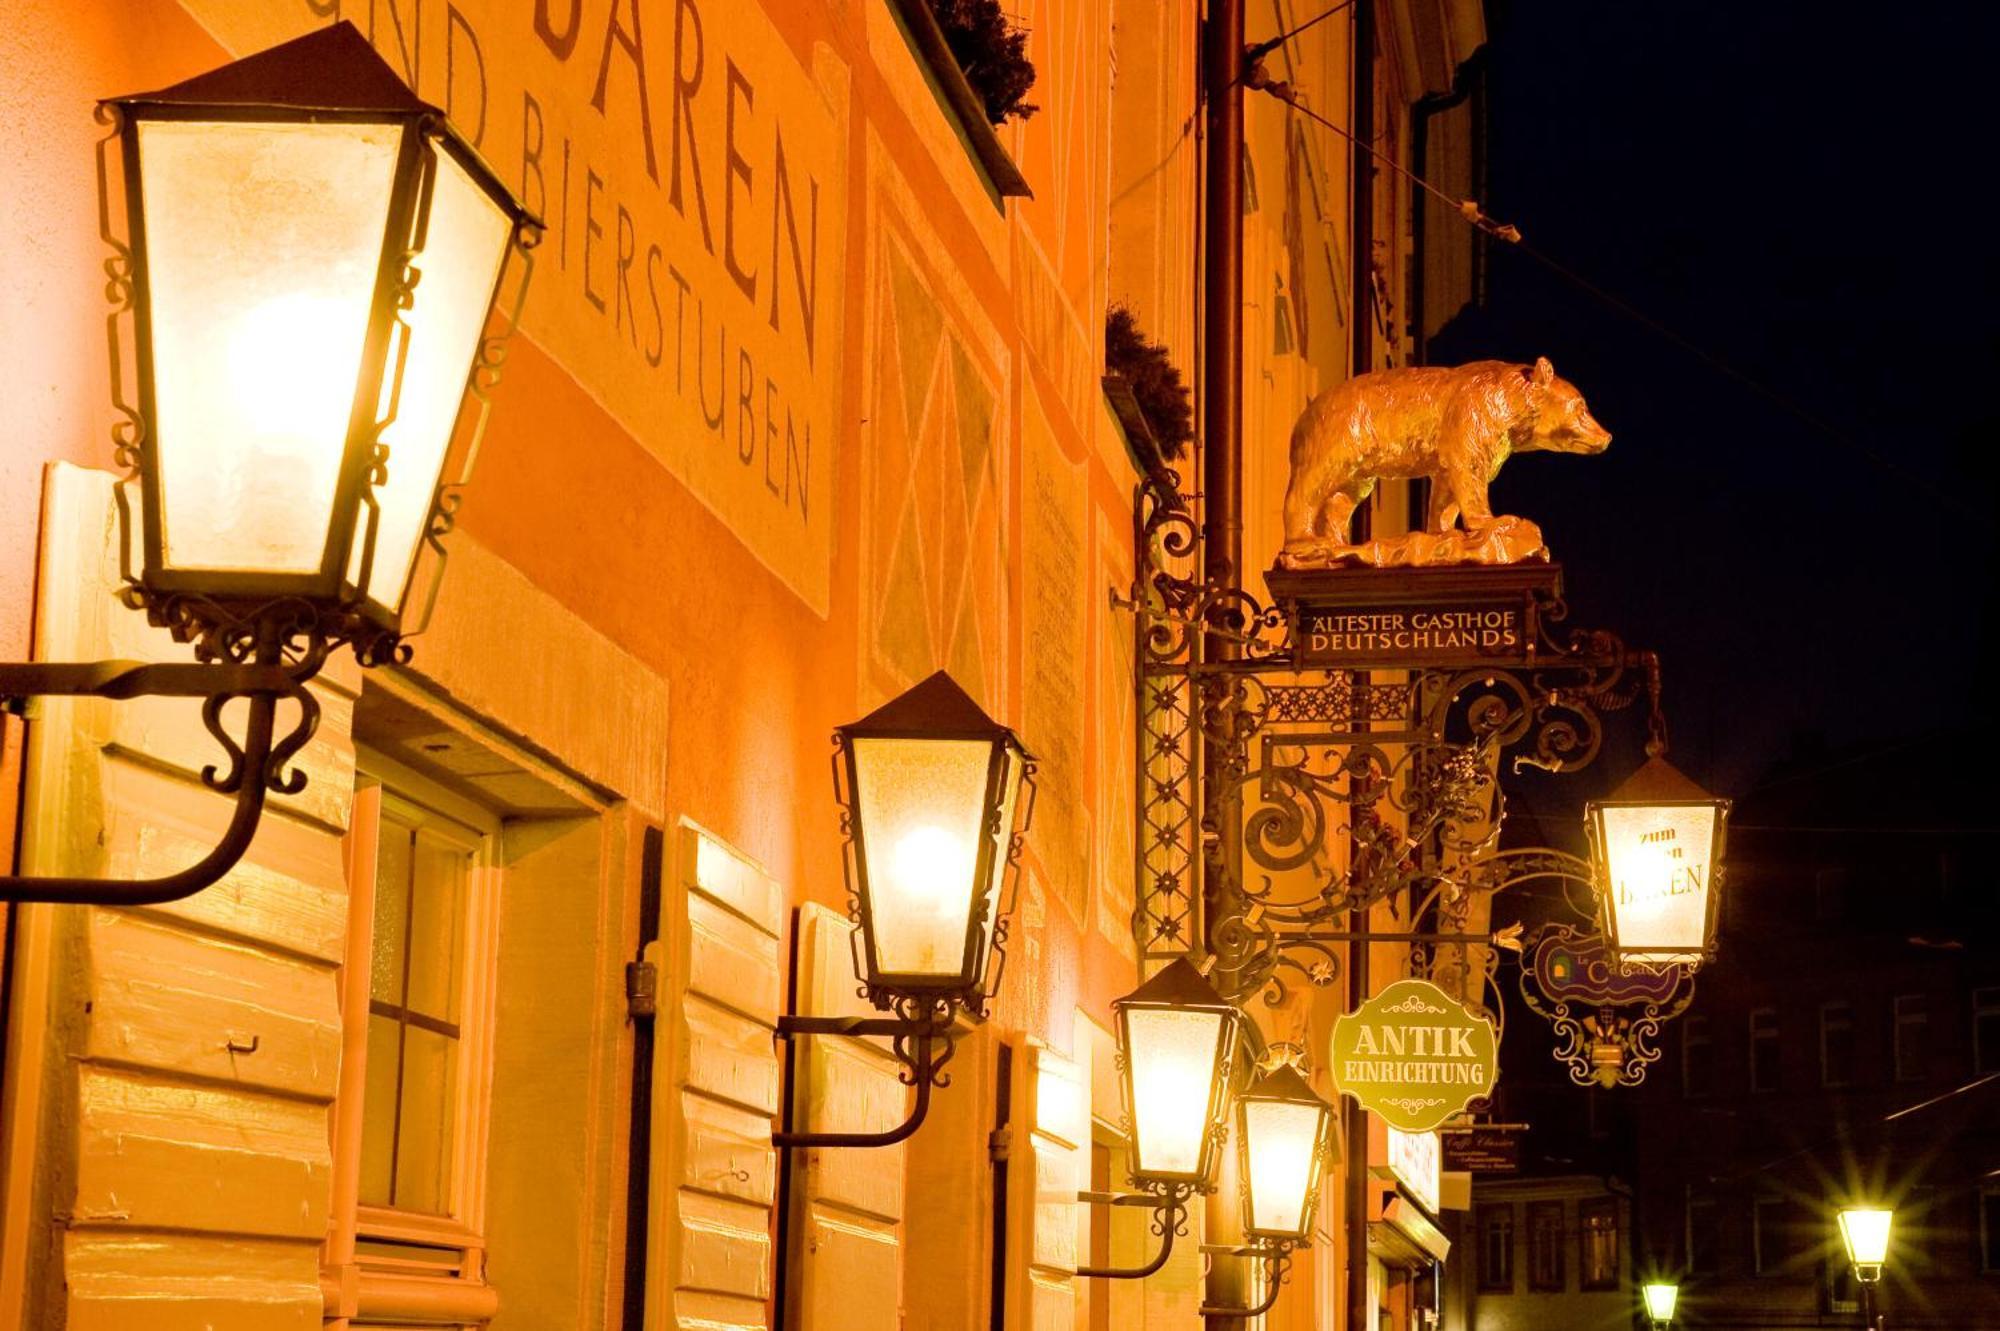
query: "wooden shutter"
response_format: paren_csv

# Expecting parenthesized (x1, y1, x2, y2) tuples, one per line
(782, 902, 908, 1329)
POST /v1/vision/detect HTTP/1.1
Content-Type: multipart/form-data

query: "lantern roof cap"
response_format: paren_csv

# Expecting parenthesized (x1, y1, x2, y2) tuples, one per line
(1117, 956, 1236, 1012)
(1600, 754, 1723, 806)
(109, 22, 436, 116)
(1243, 1061, 1329, 1108)
(847, 670, 1024, 746)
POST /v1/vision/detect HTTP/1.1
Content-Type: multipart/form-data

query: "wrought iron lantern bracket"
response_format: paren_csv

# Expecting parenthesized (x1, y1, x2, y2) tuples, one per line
(0, 631, 322, 905)
(770, 1006, 960, 1150)
(1197, 1238, 1297, 1317)
(1073, 1183, 1195, 1280)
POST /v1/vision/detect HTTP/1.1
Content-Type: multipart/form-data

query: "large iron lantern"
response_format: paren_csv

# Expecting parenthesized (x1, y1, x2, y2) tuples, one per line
(104, 21, 539, 663)
(1236, 1063, 1336, 1242)
(1113, 958, 1242, 1192)
(1586, 755, 1730, 970)
(838, 671, 1034, 1015)
(1838, 1206, 1893, 1283)
(1642, 1281, 1680, 1327)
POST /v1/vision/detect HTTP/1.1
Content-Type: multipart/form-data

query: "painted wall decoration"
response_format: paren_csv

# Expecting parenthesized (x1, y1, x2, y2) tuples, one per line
(176, 0, 852, 614)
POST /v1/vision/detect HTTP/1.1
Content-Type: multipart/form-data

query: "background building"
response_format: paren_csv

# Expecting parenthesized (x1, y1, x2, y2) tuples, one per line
(0, 1, 1488, 1328)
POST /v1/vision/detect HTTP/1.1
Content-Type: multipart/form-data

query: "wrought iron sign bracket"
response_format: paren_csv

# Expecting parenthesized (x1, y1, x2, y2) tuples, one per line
(771, 1011, 957, 1150)
(1197, 1239, 1296, 1317)
(0, 647, 319, 905)
(1073, 1184, 1194, 1280)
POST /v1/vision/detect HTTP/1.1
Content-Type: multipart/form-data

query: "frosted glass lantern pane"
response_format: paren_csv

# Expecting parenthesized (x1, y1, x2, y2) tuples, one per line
(1244, 1099, 1323, 1236)
(969, 744, 1024, 974)
(851, 736, 993, 978)
(357, 149, 512, 611)
(1642, 1283, 1679, 1320)
(1126, 1005, 1226, 1177)
(1600, 804, 1717, 959)
(137, 119, 401, 573)
(1839, 1208, 1892, 1265)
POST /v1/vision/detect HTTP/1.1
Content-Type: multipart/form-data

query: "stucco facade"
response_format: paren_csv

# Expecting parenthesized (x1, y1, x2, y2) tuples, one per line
(0, 1, 1487, 1327)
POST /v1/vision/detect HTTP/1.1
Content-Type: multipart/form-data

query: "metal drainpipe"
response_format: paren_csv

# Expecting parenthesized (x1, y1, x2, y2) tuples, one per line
(1409, 54, 1486, 369)
(1200, 0, 1248, 1322)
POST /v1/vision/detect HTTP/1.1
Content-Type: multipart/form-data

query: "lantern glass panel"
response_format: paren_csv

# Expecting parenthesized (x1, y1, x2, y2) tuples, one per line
(1598, 802, 1718, 961)
(850, 736, 994, 979)
(352, 146, 512, 612)
(1839, 1207, 1892, 1267)
(1244, 1097, 1324, 1237)
(1125, 1004, 1229, 1178)
(137, 118, 402, 575)
(970, 742, 1024, 971)
(1642, 1282, 1679, 1321)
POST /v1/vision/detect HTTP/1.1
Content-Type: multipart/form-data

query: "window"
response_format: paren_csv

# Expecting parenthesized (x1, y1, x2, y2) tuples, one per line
(1527, 1201, 1565, 1292)
(1753, 1196, 1795, 1275)
(1894, 994, 1927, 1082)
(1820, 1002, 1856, 1087)
(1750, 1006, 1780, 1092)
(1682, 1015, 1714, 1098)
(1477, 1203, 1515, 1292)
(1687, 1190, 1720, 1275)
(1976, 988, 2000, 1075)
(1579, 1197, 1619, 1290)
(1272, 275, 1295, 355)
(328, 769, 501, 1315)
(1982, 1186, 2000, 1274)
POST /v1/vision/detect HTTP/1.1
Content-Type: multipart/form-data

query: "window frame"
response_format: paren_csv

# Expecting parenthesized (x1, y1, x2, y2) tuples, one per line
(1752, 1195, 1790, 1276)
(1526, 1199, 1566, 1293)
(1687, 1188, 1720, 1276)
(1893, 994, 1927, 1083)
(1820, 1000, 1856, 1088)
(1749, 1006, 1780, 1093)
(327, 754, 505, 1293)
(1682, 1014, 1714, 1099)
(1578, 1196, 1620, 1291)
(1476, 1202, 1515, 1293)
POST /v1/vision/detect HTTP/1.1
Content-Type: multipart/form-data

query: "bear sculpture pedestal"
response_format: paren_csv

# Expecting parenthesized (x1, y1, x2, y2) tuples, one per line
(1276, 515, 1548, 570)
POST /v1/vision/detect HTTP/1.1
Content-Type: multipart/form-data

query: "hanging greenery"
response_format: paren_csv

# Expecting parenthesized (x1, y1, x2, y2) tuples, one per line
(930, 0, 1039, 124)
(1105, 305, 1194, 460)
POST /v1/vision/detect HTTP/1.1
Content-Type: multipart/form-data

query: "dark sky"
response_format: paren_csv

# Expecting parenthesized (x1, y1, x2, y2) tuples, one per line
(1432, 1, 2000, 800)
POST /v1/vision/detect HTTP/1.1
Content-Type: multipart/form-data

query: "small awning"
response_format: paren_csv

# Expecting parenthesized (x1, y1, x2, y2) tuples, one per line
(1368, 1195, 1450, 1269)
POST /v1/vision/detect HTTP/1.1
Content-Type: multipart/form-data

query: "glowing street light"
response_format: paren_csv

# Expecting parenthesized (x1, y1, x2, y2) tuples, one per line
(1838, 1206, 1893, 1284)
(1115, 958, 1242, 1192)
(1642, 1281, 1680, 1328)
(1587, 755, 1730, 970)
(1236, 1063, 1336, 1243)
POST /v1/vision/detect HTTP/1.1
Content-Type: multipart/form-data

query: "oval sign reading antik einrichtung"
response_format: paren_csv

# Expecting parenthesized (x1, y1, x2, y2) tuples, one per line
(1330, 978, 1500, 1133)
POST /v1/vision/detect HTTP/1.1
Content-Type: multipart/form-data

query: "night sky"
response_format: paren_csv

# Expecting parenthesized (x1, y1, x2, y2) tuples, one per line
(1432, 1, 2000, 803)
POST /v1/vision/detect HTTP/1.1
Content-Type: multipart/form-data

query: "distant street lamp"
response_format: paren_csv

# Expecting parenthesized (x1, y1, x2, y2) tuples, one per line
(1586, 754, 1730, 970)
(0, 21, 538, 905)
(1642, 1280, 1680, 1328)
(1839, 1206, 1893, 1329)
(773, 672, 1036, 1150)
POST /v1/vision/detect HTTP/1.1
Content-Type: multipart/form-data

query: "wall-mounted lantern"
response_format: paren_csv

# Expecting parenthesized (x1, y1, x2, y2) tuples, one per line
(1586, 755, 1730, 970)
(0, 22, 538, 906)
(1077, 958, 1242, 1281)
(1642, 1280, 1680, 1328)
(1237, 1063, 1336, 1243)
(773, 672, 1035, 1150)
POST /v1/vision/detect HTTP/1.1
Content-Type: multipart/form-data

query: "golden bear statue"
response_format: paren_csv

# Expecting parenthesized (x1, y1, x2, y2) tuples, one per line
(1278, 357, 1610, 568)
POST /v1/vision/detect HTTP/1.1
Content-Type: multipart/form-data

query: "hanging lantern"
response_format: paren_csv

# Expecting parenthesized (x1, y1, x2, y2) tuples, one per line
(1113, 958, 1242, 1190)
(1236, 1063, 1336, 1242)
(839, 671, 1033, 1012)
(1642, 1281, 1680, 1327)
(1586, 755, 1730, 969)
(104, 21, 538, 660)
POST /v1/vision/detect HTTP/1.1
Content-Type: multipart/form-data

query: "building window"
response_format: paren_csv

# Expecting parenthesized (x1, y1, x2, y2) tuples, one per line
(1750, 1006, 1780, 1093)
(331, 771, 501, 1298)
(1820, 1002, 1856, 1088)
(1687, 1190, 1720, 1275)
(1976, 988, 2000, 1076)
(1272, 276, 1295, 355)
(1682, 1015, 1714, 1098)
(1894, 994, 1927, 1083)
(1477, 1203, 1515, 1292)
(1981, 1186, 2000, 1274)
(1753, 1196, 1796, 1275)
(1527, 1201, 1565, 1292)
(1579, 1197, 1619, 1291)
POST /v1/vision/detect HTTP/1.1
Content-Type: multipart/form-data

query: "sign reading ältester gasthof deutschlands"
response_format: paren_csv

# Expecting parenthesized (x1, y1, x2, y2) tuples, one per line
(1265, 564, 1559, 671)
(1331, 978, 1499, 1133)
